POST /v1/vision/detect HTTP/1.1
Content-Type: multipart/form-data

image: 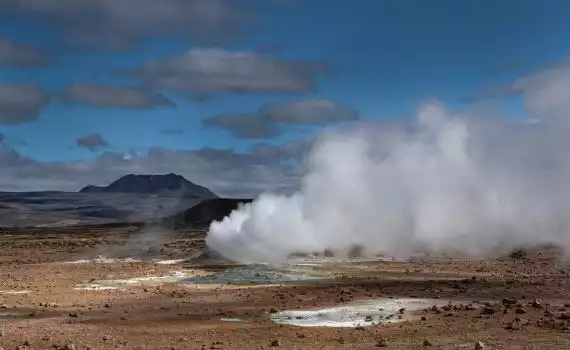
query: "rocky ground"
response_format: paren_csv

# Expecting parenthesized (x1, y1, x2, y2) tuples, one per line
(1, 226, 570, 349)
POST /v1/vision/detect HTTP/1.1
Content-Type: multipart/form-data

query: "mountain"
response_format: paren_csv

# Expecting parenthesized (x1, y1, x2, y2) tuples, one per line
(79, 173, 218, 199)
(163, 198, 253, 229)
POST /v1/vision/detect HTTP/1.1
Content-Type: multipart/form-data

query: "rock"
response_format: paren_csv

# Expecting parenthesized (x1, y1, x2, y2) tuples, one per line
(474, 341, 485, 350)
(68, 312, 79, 318)
(270, 339, 280, 347)
(376, 338, 388, 347)
(515, 307, 527, 314)
(532, 299, 543, 309)
(502, 298, 517, 308)
(507, 317, 529, 330)
(481, 307, 495, 315)
(59, 343, 77, 350)
(423, 339, 433, 346)
(269, 307, 279, 314)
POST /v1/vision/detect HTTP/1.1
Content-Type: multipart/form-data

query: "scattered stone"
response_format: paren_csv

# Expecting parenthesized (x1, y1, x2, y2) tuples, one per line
(58, 343, 77, 350)
(68, 312, 79, 318)
(376, 338, 388, 347)
(532, 299, 543, 309)
(423, 339, 433, 346)
(269, 307, 279, 314)
(481, 307, 495, 315)
(507, 317, 529, 330)
(474, 341, 485, 350)
(270, 339, 280, 347)
(502, 298, 517, 308)
(515, 307, 527, 314)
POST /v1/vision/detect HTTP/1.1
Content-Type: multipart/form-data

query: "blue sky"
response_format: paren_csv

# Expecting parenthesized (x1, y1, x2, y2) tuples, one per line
(1, 0, 570, 193)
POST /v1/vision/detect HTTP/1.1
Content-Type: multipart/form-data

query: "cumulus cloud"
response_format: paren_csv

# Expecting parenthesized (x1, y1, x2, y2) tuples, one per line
(76, 133, 108, 151)
(0, 139, 312, 196)
(0, 83, 50, 125)
(0, 132, 4, 144)
(203, 98, 358, 139)
(59, 83, 174, 109)
(0, 38, 51, 67)
(120, 48, 330, 94)
(2, 0, 250, 49)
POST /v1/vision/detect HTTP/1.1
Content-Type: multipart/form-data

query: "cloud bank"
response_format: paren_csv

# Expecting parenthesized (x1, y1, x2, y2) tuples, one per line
(2, 0, 251, 49)
(60, 83, 174, 109)
(203, 98, 358, 139)
(121, 48, 331, 94)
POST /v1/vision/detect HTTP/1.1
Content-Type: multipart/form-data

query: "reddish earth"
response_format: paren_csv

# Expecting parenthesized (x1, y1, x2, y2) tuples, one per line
(1, 227, 570, 349)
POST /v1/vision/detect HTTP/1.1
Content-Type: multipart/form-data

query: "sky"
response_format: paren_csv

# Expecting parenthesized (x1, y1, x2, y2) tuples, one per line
(1, 0, 570, 196)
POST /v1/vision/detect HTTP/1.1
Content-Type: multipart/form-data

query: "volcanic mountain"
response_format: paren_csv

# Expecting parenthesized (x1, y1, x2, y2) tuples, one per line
(79, 173, 218, 199)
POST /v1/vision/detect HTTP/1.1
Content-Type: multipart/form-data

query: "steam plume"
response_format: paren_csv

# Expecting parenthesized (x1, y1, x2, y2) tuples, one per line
(206, 65, 570, 263)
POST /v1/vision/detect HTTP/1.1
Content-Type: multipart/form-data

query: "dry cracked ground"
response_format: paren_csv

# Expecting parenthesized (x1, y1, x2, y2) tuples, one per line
(1, 226, 570, 349)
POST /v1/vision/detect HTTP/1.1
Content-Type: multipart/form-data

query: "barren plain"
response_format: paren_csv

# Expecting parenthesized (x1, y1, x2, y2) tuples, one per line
(1, 226, 570, 349)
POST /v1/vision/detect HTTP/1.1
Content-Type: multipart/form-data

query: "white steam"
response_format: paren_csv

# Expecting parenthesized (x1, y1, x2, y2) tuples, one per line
(206, 66, 570, 263)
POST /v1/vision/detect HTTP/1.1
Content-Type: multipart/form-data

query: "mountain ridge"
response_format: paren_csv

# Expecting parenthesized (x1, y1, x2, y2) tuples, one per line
(79, 173, 218, 198)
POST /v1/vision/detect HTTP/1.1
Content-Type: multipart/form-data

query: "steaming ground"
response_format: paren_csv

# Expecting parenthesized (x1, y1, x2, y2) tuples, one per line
(207, 101, 570, 263)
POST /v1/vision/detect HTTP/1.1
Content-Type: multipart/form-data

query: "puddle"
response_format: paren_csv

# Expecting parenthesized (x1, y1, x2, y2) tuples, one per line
(179, 264, 324, 286)
(270, 298, 449, 328)
(0, 290, 30, 295)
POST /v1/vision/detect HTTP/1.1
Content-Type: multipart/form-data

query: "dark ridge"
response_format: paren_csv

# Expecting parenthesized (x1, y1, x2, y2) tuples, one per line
(79, 173, 218, 198)
(164, 198, 253, 229)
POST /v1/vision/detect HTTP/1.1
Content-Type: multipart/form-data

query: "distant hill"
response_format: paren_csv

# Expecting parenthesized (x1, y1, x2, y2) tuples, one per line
(164, 198, 253, 229)
(79, 173, 218, 199)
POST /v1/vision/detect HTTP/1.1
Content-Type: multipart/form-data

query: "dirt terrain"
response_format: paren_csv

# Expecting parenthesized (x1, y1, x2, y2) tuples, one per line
(1, 226, 570, 349)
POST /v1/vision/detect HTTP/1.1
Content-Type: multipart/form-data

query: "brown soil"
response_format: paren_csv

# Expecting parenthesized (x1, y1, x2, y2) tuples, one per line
(1, 226, 570, 349)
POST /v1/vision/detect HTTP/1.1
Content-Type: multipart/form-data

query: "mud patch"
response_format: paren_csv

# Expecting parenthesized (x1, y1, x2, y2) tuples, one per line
(271, 298, 450, 327)
(179, 263, 325, 286)
(0, 290, 30, 295)
(74, 270, 195, 290)
(64, 256, 140, 264)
